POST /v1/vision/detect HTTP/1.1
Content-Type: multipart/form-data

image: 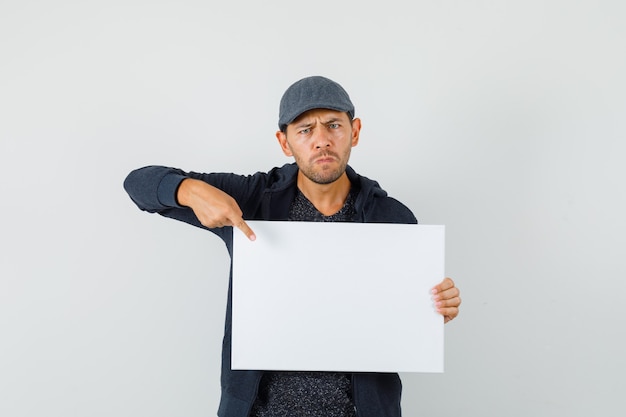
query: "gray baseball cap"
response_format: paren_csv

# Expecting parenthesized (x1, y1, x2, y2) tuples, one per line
(278, 76, 355, 131)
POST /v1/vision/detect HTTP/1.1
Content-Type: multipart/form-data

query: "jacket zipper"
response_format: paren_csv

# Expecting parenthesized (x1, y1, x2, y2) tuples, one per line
(352, 373, 359, 417)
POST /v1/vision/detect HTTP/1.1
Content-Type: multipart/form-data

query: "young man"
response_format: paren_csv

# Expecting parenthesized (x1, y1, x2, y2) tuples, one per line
(124, 76, 461, 417)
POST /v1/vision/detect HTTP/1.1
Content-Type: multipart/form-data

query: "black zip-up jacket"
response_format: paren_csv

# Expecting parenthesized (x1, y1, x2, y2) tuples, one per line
(124, 163, 418, 417)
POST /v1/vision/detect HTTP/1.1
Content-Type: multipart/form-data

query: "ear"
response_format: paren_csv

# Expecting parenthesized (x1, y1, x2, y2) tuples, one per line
(351, 118, 362, 147)
(276, 130, 293, 156)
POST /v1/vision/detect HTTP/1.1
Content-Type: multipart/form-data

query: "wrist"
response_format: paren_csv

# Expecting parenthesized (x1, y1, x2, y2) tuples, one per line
(176, 178, 195, 207)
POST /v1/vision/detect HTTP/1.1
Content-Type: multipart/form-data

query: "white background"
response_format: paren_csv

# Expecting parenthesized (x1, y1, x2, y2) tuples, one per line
(1, 1, 625, 416)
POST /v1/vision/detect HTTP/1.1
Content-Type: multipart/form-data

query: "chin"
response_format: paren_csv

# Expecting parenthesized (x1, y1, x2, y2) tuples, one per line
(311, 170, 344, 185)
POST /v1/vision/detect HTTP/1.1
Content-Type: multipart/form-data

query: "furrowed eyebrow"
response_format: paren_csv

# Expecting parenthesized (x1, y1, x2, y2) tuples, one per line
(294, 122, 313, 130)
(293, 118, 316, 127)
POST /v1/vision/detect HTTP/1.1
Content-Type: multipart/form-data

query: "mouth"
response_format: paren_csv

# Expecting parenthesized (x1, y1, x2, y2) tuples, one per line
(313, 153, 338, 164)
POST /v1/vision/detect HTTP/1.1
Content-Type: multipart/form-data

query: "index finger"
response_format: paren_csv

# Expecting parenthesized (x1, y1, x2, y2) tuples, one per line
(431, 277, 455, 294)
(233, 217, 256, 241)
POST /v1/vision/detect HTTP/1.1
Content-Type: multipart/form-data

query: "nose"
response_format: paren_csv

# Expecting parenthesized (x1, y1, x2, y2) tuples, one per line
(312, 128, 331, 149)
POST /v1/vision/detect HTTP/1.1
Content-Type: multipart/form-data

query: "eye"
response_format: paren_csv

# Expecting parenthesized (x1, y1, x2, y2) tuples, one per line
(328, 123, 339, 129)
(299, 128, 311, 135)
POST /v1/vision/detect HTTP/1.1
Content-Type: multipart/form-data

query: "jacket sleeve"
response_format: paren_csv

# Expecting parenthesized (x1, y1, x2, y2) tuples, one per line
(123, 165, 269, 230)
(123, 165, 209, 231)
(124, 165, 188, 212)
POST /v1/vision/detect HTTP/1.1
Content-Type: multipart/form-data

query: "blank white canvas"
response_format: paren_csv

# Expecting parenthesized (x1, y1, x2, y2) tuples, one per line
(232, 221, 445, 373)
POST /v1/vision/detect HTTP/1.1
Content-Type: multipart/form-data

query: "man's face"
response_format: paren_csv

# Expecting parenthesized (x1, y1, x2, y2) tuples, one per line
(276, 109, 361, 185)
